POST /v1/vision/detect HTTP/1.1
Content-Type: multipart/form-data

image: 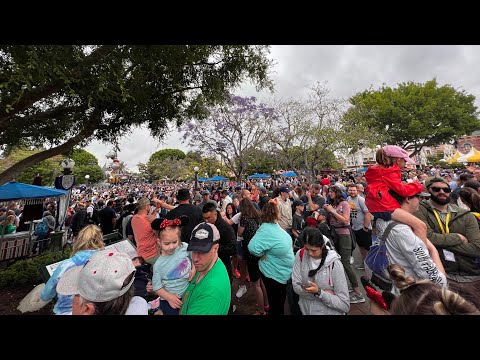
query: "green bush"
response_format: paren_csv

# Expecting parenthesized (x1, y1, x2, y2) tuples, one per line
(0, 251, 70, 289)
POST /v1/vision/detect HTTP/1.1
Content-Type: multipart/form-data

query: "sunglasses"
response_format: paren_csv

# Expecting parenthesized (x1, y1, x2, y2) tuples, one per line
(430, 186, 451, 193)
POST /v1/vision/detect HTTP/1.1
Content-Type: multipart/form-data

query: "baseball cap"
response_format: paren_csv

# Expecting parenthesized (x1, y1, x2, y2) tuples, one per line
(187, 222, 221, 253)
(57, 251, 136, 302)
(292, 199, 305, 207)
(177, 188, 191, 201)
(279, 186, 290, 193)
(235, 185, 242, 190)
(316, 209, 328, 217)
(201, 190, 210, 196)
(382, 145, 415, 164)
(0, 207, 6, 212)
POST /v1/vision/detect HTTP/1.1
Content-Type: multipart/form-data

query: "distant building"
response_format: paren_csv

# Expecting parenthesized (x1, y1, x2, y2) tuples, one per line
(343, 147, 376, 170)
(456, 130, 480, 152)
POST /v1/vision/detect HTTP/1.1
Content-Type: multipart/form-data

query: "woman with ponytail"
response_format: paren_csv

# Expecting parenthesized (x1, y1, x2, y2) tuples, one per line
(292, 227, 350, 315)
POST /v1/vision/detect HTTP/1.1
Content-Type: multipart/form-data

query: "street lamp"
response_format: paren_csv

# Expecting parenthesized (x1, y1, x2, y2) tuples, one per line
(194, 166, 199, 190)
(85, 174, 90, 187)
(217, 168, 220, 176)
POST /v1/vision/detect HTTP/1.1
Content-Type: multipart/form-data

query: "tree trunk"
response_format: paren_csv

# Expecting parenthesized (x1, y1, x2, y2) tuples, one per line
(0, 117, 99, 185)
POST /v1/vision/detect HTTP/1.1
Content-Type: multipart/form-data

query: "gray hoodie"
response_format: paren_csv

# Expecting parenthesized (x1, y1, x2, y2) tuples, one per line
(292, 248, 350, 315)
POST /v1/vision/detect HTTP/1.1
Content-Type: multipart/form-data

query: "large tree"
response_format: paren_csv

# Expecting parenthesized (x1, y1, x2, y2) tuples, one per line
(0, 147, 102, 185)
(181, 95, 275, 182)
(344, 79, 480, 156)
(0, 45, 273, 184)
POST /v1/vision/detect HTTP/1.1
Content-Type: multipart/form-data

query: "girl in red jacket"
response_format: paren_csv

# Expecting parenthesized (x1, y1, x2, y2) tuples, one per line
(365, 146, 428, 245)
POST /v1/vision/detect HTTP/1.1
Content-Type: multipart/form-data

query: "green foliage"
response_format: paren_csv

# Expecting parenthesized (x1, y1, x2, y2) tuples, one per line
(0, 45, 273, 149)
(426, 153, 445, 165)
(0, 45, 273, 183)
(0, 147, 103, 185)
(0, 147, 63, 185)
(345, 79, 480, 155)
(149, 149, 186, 163)
(0, 250, 69, 288)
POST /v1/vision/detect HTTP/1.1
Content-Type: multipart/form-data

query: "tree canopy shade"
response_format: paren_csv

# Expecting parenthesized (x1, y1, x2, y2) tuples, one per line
(0, 45, 273, 184)
(343, 79, 480, 156)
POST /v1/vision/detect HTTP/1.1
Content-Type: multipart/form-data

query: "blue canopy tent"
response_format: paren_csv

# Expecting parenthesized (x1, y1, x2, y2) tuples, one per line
(280, 171, 297, 177)
(247, 173, 271, 179)
(0, 181, 68, 203)
(197, 177, 208, 182)
(357, 167, 369, 173)
(205, 175, 228, 182)
(0, 181, 68, 242)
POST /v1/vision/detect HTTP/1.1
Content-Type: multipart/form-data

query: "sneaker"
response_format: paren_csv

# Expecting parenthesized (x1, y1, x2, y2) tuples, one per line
(233, 269, 241, 279)
(232, 305, 237, 313)
(355, 264, 365, 270)
(236, 284, 247, 298)
(349, 292, 366, 304)
(264, 305, 270, 314)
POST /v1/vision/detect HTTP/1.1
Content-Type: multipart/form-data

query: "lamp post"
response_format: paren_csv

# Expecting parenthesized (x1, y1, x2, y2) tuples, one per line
(194, 166, 199, 190)
(85, 174, 90, 187)
(54, 158, 76, 231)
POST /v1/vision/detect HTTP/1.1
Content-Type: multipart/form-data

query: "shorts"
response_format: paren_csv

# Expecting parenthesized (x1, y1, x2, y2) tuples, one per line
(372, 211, 392, 221)
(236, 241, 245, 260)
(353, 228, 372, 250)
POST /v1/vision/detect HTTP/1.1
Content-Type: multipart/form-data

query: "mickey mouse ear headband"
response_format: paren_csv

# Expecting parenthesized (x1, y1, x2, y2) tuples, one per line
(151, 215, 190, 231)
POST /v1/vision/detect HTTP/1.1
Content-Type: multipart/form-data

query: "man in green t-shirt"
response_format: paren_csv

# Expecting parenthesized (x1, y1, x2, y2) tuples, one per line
(180, 222, 231, 315)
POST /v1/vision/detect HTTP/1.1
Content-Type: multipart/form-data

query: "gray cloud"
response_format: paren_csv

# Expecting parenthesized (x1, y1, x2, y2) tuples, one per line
(86, 45, 480, 172)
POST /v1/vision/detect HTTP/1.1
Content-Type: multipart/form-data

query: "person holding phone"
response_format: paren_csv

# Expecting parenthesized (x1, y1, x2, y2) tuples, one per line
(292, 227, 350, 315)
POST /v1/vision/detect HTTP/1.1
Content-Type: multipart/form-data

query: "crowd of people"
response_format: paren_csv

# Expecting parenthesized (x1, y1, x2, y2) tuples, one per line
(5, 145, 480, 315)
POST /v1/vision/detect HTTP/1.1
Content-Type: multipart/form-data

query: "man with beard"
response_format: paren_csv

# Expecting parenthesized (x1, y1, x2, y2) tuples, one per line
(414, 177, 480, 308)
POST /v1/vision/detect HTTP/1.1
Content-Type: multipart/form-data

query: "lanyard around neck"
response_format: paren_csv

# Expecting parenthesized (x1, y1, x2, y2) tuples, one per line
(433, 209, 450, 234)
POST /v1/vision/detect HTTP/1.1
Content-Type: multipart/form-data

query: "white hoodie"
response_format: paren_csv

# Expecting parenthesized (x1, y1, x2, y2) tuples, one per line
(292, 248, 350, 315)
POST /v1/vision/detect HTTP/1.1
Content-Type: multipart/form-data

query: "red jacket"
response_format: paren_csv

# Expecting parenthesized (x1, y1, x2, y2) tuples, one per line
(365, 165, 424, 212)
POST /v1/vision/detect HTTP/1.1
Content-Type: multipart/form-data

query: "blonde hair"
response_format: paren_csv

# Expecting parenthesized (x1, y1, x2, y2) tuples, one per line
(1, 215, 15, 227)
(388, 264, 480, 315)
(72, 224, 105, 255)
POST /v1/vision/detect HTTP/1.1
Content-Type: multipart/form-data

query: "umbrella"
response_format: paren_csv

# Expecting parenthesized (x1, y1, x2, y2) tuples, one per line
(357, 167, 369, 172)
(247, 173, 271, 179)
(205, 175, 228, 182)
(0, 181, 68, 204)
(280, 171, 297, 177)
(197, 177, 208, 181)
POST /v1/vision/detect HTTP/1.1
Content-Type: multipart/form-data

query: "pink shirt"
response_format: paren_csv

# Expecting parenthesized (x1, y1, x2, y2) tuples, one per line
(131, 214, 158, 260)
(329, 201, 351, 235)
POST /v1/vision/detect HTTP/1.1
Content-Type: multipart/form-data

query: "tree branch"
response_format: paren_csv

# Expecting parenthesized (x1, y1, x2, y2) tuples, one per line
(0, 45, 115, 123)
(0, 110, 101, 185)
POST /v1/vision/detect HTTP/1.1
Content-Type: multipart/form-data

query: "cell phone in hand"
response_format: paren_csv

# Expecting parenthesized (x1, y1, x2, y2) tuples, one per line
(296, 281, 310, 288)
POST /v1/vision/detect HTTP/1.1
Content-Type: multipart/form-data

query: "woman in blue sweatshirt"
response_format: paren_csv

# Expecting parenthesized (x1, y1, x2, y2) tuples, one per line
(248, 199, 294, 315)
(40, 225, 104, 314)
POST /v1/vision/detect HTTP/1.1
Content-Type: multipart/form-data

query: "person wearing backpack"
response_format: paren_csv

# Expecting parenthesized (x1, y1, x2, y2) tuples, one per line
(372, 188, 447, 294)
(292, 227, 350, 315)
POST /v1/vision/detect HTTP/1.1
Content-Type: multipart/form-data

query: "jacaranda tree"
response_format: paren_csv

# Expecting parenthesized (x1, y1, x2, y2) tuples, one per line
(181, 95, 275, 182)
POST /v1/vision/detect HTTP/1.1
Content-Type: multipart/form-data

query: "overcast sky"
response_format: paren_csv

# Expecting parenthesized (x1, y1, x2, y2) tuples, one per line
(86, 45, 480, 171)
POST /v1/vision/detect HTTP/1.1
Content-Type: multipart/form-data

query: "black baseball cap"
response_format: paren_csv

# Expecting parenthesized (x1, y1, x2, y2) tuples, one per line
(187, 223, 221, 253)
